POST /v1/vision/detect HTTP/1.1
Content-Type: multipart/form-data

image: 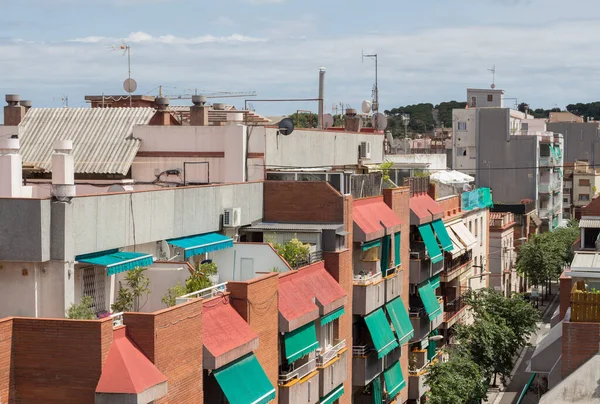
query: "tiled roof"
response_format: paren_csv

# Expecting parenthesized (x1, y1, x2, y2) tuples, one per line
(410, 193, 443, 220)
(96, 327, 167, 394)
(489, 212, 506, 220)
(202, 298, 258, 358)
(353, 197, 402, 237)
(279, 262, 347, 329)
(18, 107, 155, 175)
(582, 197, 600, 217)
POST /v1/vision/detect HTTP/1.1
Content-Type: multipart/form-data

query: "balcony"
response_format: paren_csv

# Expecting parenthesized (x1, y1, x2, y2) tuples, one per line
(352, 346, 384, 387)
(571, 289, 600, 322)
(279, 355, 320, 404)
(539, 156, 555, 167)
(539, 179, 560, 194)
(409, 299, 444, 342)
(318, 342, 348, 398)
(408, 350, 441, 401)
(353, 272, 385, 316)
(385, 269, 403, 303)
(443, 297, 468, 328)
(440, 261, 472, 283)
(409, 252, 444, 285)
(279, 356, 318, 384)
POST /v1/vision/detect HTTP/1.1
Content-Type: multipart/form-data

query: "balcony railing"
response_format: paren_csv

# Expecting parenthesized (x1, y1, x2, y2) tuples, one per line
(409, 349, 441, 375)
(441, 261, 472, 282)
(353, 271, 382, 285)
(352, 344, 373, 356)
(279, 358, 317, 383)
(176, 282, 227, 304)
(296, 250, 324, 268)
(443, 297, 467, 322)
(317, 339, 346, 366)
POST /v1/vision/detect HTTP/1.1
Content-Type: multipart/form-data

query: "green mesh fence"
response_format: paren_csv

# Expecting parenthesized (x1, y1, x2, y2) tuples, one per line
(461, 188, 493, 211)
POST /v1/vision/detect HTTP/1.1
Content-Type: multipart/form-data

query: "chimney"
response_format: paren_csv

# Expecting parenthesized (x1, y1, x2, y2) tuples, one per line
(0, 138, 23, 197)
(190, 95, 209, 126)
(150, 98, 172, 126)
(318, 67, 326, 129)
(344, 108, 362, 132)
(51, 139, 75, 199)
(4, 94, 26, 126)
(20, 100, 32, 113)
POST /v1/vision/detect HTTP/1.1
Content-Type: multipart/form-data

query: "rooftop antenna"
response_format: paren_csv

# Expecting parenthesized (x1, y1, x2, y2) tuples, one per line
(109, 41, 134, 107)
(488, 65, 496, 89)
(362, 51, 379, 128)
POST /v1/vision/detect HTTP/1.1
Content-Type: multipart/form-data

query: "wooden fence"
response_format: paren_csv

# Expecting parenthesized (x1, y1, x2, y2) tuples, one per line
(571, 292, 600, 322)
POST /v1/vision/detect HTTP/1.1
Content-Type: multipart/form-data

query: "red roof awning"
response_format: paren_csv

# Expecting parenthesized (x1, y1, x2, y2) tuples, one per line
(202, 297, 259, 369)
(96, 327, 167, 396)
(353, 197, 403, 242)
(410, 193, 443, 225)
(279, 262, 347, 332)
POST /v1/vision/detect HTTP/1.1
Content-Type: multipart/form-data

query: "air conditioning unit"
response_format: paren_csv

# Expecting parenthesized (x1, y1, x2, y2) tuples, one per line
(359, 141, 371, 159)
(223, 208, 241, 227)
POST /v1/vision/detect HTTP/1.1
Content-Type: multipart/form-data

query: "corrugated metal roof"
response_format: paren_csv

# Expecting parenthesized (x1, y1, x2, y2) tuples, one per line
(580, 219, 600, 228)
(18, 108, 155, 175)
(246, 222, 343, 232)
(571, 252, 600, 271)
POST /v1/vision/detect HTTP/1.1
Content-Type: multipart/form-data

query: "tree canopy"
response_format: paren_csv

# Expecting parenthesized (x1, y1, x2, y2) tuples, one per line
(384, 103, 436, 134)
(566, 102, 600, 121)
(437, 101, 467, 127)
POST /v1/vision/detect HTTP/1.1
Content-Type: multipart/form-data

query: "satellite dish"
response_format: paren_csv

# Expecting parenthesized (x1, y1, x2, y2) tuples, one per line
(123, 78, 137, 93)
(159, 240, 171, 260)
(361, 100, 372, 114)
(107, 184, 126, 193)
(372, 113, 388, 131)
(323, 114, 334, 129)
(491, 83, 496, 89)
(278, 118, 295, 136)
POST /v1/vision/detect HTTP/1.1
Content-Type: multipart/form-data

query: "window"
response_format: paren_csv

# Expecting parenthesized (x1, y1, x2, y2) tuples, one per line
(579, 179, 591, 186)
(474, 256, 478, 275)
(487, 94, 493, 102)
(564, 198, 568, 203)
(469, 221, 472, 233)
(474, 218, 478, 237)
(457, 122, 467, 131)
(470, 96, 477, 108)
(480, 219, 483, 243)
(579, 194, 591, 201)
(522, 123, 529, 131)
(82, 266, 106, 314)
(456, 147, 466, 157)
(318, 321, 334, 351)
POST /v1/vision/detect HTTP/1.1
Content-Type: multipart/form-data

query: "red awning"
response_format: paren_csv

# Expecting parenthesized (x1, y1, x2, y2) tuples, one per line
(202, 298, 258, 359)
(410, 193, 443, 225)
(353, 197, 403, 241)
(96, 327, 167, 395)
(279, 262, 347, 332)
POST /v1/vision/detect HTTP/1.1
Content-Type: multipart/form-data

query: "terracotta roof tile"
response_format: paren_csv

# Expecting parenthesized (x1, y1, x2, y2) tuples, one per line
(353, 196, 403, 236)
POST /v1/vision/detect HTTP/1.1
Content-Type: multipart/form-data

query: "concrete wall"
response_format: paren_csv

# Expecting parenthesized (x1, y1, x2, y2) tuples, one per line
(265, 128, 384, 168)
(70, 182, 263, 257)
(462, 208, 489, 290)
(385, 154, 447, 172)
(0, 198, 51, 262)
(547, 122, 600, 164)
(489, 226, 515, 293)
(212, 243, 291, 282)
(572, 172, 600, 207)
(452, 109, 477, 175)
(478, 109, 538, 203)
(466, 89, 504, 108)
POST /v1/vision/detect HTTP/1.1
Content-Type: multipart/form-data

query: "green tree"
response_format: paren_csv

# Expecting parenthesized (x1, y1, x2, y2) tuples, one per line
(272, 237, 311, 269)
(161, 282, 187, 308)
(426, 350, 488, 404)
(378, 161, 394, 186)
(111, 282, 134, 312)
(66, 295, 96, 320)
(436, 101, 467, 127)
(516, 234, 558, 286)
(111, 267, 151, 312)
(457, 315, 515, 385)
(186, 262, 217, 293)
(465, 288, 539, 351)
(288, 112, 318, 128)
(552, 220, 580, 265)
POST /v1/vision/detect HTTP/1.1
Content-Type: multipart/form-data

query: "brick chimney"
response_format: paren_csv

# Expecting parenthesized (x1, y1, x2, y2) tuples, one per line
(4, 94, 26, 126)
(344, 108, 362, 132)
(149, 97, 172, 126)
(190, 95, 209, 126)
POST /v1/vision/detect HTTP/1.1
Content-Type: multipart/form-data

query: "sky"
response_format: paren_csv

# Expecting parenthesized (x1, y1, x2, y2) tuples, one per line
(1, 0, 600, 117)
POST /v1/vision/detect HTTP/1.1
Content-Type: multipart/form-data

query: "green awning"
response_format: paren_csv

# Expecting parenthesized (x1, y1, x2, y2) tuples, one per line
(418, 224, 443, 264)
(320, 384, 344, 404)
(365, 308, 399, 359)
(213, 353, 276, 404)
(431, 219, 453, 252)
(362, 239, 381, 251)
(320, 306, 344, 326)
(167, 232, 233, 259)
(381, 235, 390, 274)
(372, 377, 382, 404)
(430, 274, 440, 290)
(283, 322, 319, 363)
(394, 232, 401, 266)
(428, 330, 439, 361)
(418, 280, 442, 321)
(75, 249, 154, 276)
(384, 361, 406, 400)
(385, 297, 414, 345)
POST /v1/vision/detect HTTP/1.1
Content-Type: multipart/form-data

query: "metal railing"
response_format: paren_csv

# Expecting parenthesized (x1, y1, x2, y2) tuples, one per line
(110, 312, 124, 328)
(443, 297, 467, 321)
(278, 358, 317, 383)
(295, 250, 324, 268)
(352, 344, 373, 356)
(353, 271, 382, 285)
(176, 282, 227, 305)
(317, 339, 346, 366)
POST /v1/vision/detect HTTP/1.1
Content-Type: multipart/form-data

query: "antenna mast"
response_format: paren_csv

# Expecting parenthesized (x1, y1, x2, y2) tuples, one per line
(488, 65, 496, 89)
(362, 51, 379, 130)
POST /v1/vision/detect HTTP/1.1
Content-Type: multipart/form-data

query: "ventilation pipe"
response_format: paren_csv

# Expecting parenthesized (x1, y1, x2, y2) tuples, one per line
(318, 68, 326, 130)
(51, 140, 75, 199)
(0, 138, 22, 197)
(190, 95, 209, 126)
(4, 94, 26, 126)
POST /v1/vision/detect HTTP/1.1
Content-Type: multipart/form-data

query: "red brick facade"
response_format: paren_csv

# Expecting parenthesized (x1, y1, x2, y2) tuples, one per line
(436, 195, 462, 221)
(228, 273, 280, 400)
(124, 298, 204, 404)
(560, 273, 573, 321)
(562, 320, 600, 378)
(263, 181, 344, 223)
(0, 318, 14, 404)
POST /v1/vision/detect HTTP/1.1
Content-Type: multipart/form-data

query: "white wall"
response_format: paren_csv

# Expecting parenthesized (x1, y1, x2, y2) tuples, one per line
(462, 208, 488, 291)
(385, 154, 447, 172)
(212, 243, 291, 282)
(466, 89, 504, 108)
(265, 128, 384, 168)
(452, 109, 477, 174)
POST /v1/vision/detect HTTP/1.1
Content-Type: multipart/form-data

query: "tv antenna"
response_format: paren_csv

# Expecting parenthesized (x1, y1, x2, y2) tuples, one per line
(109, 41, 134, 107)
(362, 51, 379, 113)
(488, 65, 496, 89)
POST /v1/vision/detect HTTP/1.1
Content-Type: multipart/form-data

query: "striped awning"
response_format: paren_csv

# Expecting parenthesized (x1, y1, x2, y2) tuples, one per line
(76, 249, 154, 276)
(580, 219, 600, 229)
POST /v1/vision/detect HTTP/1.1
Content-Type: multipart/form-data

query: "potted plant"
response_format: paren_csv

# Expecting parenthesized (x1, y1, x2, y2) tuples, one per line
(200, 261, 219, 285)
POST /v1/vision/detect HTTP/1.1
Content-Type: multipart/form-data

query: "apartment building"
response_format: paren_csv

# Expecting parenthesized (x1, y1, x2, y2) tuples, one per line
(546, 120, 600, 165)
(488, 212, 519, 296)
(571, 161, 600, 217)
(452, 89, 564, 232)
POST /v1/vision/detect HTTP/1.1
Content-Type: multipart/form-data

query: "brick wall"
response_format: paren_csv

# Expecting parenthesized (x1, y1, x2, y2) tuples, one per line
(124, 298, 204, 404)
(11, 317, 113, 404)
(436, 195, 462, 222)
(383, 187, 411, 404)
(228, 273, 280, 400)
(562, 320, 600, 378)
(0, 318, 14, 404)
(560, 273, 573, 321)
(263, 181, 344, 223)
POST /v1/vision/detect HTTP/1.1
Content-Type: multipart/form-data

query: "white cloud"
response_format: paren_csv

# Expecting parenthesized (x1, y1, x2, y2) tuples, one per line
(69, 31, 265, 45)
